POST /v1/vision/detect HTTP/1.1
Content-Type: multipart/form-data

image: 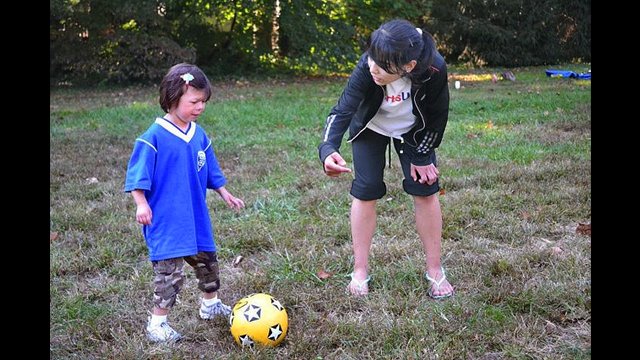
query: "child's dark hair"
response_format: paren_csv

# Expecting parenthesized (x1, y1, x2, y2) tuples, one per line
(367, 19, 437, 83)
(159, 63, 212, 113)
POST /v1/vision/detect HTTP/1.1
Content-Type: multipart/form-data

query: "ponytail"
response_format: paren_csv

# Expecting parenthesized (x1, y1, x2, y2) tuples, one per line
(408, 28, 436, 83)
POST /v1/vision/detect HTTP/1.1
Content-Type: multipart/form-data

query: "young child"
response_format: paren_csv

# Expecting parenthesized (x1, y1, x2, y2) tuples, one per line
(124, 63, 245, 342)
(319, 19, 454, 299)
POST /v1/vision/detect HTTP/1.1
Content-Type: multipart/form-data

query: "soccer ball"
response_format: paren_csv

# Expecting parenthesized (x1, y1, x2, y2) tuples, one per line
(229, 293, 288, 347)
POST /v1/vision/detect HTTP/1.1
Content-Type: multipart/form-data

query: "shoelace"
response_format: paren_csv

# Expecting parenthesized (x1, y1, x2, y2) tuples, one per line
(159, 323, 178, 337)
(204, 301, 231, 315)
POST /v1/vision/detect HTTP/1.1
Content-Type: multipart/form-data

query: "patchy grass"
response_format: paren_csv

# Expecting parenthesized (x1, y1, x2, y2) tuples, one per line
(50, 65, 590, 359)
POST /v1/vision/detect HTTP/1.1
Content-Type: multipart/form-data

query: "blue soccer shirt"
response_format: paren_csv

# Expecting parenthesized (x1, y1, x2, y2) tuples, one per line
(124, 117, 227, 261)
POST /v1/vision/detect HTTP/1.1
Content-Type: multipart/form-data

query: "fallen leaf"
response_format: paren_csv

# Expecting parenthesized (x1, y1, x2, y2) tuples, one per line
(550, 246, 563, 255)
(316, 270, 332, 280)
(50, 232, 59, 242)
(233, 255, 244, 267)
(545, 320, 558, 333)
(576, 223, 591, 236)
(439, 188, 446, 195)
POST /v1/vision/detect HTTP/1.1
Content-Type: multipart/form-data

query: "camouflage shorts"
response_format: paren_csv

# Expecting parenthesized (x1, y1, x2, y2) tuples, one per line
(152, 251, 221, 309)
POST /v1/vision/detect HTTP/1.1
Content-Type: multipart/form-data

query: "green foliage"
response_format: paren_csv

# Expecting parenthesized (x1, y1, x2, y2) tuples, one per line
(51, 0, 590, 85)
(429, 0, 591, 66)
(50, 0, 194, 85)
(277, 0, 359, 74)
(164, 0, 269, 77)
(102, 33, 196, 84)
(345, 0, 433, 33)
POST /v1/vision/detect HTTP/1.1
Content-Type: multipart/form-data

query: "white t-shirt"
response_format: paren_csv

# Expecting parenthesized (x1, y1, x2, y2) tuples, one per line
(366, 77, 414, 139)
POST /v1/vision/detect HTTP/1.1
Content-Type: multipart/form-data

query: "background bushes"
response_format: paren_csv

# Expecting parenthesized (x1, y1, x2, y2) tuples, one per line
(50, 0, 590, 85)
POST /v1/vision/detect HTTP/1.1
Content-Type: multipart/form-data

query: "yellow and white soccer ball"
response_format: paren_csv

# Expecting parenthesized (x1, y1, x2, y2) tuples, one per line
(229, 293, 288, 347)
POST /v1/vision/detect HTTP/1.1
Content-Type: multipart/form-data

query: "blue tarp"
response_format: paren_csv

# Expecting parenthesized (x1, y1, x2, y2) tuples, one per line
(545, 69, 591, 80)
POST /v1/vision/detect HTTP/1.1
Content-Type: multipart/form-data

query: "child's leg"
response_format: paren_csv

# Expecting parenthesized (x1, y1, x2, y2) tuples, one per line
(151, 257, 186, 315)
(185, 251, 231, 319)
(184, 251, 221, 295)
(146, 258, 185, 342)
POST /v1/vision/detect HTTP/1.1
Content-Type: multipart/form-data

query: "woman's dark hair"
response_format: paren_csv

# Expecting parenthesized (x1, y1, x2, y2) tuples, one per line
(367, 19, 437, 83)
(159, 63, 212, 113)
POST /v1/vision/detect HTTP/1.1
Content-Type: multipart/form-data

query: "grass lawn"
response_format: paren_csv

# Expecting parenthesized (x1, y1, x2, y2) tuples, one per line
(50, 65, 591, 359)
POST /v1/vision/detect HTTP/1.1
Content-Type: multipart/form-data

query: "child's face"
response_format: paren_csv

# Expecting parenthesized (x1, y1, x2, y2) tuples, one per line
(173, 86, 208, 122)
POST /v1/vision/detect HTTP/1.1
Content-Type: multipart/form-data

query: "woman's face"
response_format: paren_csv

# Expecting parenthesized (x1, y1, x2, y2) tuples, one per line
(367, 57, 402, 85)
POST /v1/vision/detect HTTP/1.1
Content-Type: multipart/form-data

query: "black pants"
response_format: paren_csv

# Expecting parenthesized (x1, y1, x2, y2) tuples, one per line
(350, 128, 440, 201)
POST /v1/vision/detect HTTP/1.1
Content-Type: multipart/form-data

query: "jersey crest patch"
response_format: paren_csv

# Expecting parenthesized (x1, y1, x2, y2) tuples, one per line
(197, 151, 206, 171)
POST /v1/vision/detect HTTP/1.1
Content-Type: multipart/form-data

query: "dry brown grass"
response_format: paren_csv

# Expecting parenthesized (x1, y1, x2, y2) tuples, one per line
(51, 68, 590, 359)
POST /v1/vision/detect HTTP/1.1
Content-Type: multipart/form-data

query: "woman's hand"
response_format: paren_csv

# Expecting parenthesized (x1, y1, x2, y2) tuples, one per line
(323, 152, 352, 177)
(411, 163, 439, 185)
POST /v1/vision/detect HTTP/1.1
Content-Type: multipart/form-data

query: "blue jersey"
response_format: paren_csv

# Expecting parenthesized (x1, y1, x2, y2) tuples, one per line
(124, 118, 227, 261)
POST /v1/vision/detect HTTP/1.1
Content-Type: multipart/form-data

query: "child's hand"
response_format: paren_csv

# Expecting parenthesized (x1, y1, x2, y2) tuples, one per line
(136, 204, 153, 225)
(216, 186, 245, 211)
(225, 195, 245, 211)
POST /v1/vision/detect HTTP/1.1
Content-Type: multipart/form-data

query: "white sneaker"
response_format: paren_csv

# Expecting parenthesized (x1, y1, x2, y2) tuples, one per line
(199, 298, 231, 320)
(146, 318, 182, 342)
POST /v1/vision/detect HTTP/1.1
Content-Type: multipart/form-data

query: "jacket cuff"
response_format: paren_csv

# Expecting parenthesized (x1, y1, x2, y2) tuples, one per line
(318, 144, 338, 164)
(408, 150, 433, 166)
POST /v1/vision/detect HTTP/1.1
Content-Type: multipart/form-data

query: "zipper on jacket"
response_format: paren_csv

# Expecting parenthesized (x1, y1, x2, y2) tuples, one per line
(410, 86, 426, 147)
(388, 137, 392, 168)
(348, 84, 386, 143)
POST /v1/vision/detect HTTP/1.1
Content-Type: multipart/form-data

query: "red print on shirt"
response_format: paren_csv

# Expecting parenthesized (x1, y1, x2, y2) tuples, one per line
(385, 92, 410, 103)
